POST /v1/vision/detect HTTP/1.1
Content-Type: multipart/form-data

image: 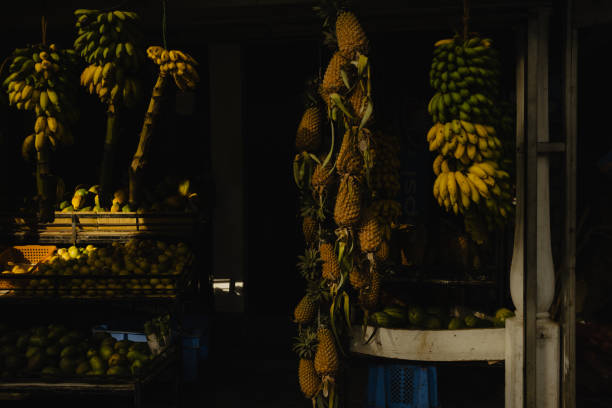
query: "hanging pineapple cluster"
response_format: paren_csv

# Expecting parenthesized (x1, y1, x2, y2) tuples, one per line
(3, 44, 80, 155)
(146, 46, 200, 91)
(73, 9, 143, 107)
(427, 35, 513, 227)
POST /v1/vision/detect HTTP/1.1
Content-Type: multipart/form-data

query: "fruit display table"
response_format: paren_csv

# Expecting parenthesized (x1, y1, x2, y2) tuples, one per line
(350, 326, 505, 362)
(0, 212, 201, 245)
(0, 343, 177, 408)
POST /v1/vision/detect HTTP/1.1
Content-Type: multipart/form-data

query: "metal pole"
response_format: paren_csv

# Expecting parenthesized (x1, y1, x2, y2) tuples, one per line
(524, 9, 539, 408)
(561, 0, 577, 406)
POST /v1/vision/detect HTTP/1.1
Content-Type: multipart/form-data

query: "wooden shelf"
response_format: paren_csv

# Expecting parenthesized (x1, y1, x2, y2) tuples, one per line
(350, 326, 506, 362)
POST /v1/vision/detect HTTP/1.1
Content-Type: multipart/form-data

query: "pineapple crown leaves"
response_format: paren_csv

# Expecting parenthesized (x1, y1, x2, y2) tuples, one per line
(297, 248, 323, 281)
(313, 0, 349, 50)
(306, 278, 332, 304)
(292, 327, 318, 360)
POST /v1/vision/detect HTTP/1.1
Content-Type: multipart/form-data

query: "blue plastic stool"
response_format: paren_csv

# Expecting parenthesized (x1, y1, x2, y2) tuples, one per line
(367, 364, 439, 408)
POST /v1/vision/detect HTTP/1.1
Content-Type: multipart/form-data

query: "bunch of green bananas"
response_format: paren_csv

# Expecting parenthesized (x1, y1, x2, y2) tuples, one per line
(426, 35, 514, 222)
(73, 9, 143, 107)
(3, 44, 80, 159)
(146, 46, 200, 91)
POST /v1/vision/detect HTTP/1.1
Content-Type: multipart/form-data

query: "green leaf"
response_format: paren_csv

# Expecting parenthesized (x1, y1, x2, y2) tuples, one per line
(343, 292, 352, 330)
(357, 54, 369, 75)
(330, 93, 353, 118)
(293, 158, 302, 188)
(337, 241, 346, 265)
(321, 120, 335, 169)
(340, 69, 351, 89)
(358, 100, 374, 133)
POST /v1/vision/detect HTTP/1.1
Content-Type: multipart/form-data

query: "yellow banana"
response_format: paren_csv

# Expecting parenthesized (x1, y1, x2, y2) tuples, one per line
(441, 159, 450, 173)
(444, 122, 452, 141)
(34, 116, 46, 133)
(434, 38, 454, 47)
(467, 144, 477, 159)
(433, 155, 443, 175)
(467, 173, 489, 197)
(447, 172, 458, 205)
(35, 131, 46, 151)
(93, 65, 103, 85)
(477, 162, 497, 176)
(460, 120, 475, 134)
(469, 165, 488, 178)
(484, 125, 496, 135)
(491, 184, 502, 196)
(466, 132, 478, 144)
(454, 142, 466, 159)
(21, 85, 33, 100)
(169, 50, 178, 61)
(439, 171, 449, 200)
(453, 202, 459, 215)
(478, 137, 489, 151)
(474, 124, 488, 138)
(466, 178, 481, 203)
(483, 176, 495, 187)
(454, 171, 470, 195)
(496, 170, 510, 179)
(427, 124, 439, 142)
(46, 117, 58, 133)
(433, 174, 441, 198)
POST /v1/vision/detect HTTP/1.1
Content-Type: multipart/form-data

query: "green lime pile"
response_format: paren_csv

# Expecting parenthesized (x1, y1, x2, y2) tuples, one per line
(0, 324, 152, 379)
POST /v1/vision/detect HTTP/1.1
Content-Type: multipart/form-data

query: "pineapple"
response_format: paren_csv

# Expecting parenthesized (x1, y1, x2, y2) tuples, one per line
(319, 51, 351, 106)
(294, 295, 317, 324)
(297, 248, 322, 281)
(359, 266, 381, 310)
(314, 326, 339, 377)
(300, 203, 319, 244)
(295, 106, 322, 152)
(349, 260, 370, 289)
(336, 128, 363, 176)
(348, 84, 368, 121)
(294, 280, 328, 324)
(293, 328, 321, 399)
(335, 11, 369, 56)
(320, 242, 341, 281)
(375, 240, 390, 262)
(311, 161, 336, 198)
(358, 207, 383, 253)
(334, 174, 361, 227)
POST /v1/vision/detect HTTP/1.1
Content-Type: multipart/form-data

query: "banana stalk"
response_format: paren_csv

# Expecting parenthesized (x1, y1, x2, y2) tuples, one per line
(35, 138, 54, 222)
(99, 104, 119, 208)
(129, 72, 168, 204)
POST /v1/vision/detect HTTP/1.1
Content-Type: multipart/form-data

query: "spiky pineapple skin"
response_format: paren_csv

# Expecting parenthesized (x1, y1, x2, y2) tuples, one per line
(334, 174, 361, 227)
(314, 328, 339, 377)
(295, 106, 322, 152)
(311, 162, 336, 198)
(359, 268, 381, 310)
(358, 209, 382, 253)
(337, 129, 363, 176)
(303, 216, 317, 243)
(336, 11, 369, 55)
(294, 295, 317, 324)
(375, 240, 390, 262)
(349, 263, 369, 289)
(319, 51, 350, 106)
(299, 358, 321, 399)
(320, 243, 340, 281)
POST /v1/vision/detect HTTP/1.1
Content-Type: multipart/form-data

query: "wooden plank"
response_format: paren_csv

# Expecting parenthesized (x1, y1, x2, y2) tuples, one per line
(350, 327, 506, 362)
(524, 9, 540, 408)
(561, 0, 578, 406)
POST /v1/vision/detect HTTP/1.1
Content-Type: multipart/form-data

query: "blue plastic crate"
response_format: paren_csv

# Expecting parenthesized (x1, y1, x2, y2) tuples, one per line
(367, 364, 439, 408)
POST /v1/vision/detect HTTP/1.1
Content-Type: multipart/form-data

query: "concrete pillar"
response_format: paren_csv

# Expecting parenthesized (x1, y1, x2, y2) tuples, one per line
(507, 8, 559, 408)
(209, 44, 245, 312)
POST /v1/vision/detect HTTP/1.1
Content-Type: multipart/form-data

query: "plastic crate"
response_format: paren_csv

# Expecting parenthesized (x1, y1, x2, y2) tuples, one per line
(367, 364, 439, 408)
(92, 325, 148, 342)
(0, 245, 56, 292)
(0, 245, 56, 266)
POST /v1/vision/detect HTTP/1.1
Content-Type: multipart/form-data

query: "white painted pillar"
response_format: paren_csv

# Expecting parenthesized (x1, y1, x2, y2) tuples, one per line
(507, 8, 560, 408)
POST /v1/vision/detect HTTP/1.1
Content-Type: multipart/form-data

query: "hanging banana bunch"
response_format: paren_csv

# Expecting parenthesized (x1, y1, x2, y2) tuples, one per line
(427, 35, 514, 242)
(2, 42, 80, 220)
(73, 8, 145, 208)
(128, 46, 199, 204)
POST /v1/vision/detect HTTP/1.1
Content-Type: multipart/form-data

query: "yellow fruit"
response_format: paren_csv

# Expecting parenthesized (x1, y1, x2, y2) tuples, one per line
(298, 359, 321, 399)
(336, 11, 369, 54)
(314, 327, 339, 377)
